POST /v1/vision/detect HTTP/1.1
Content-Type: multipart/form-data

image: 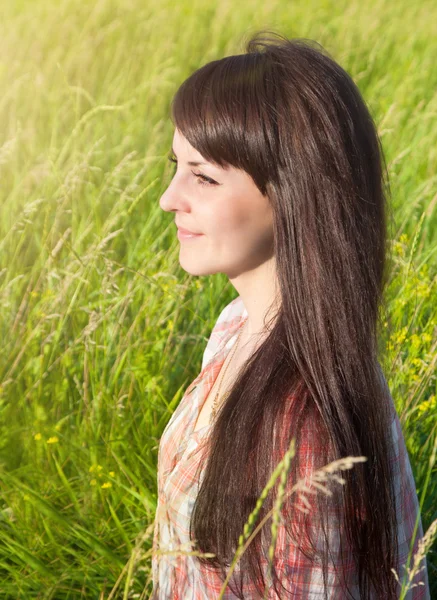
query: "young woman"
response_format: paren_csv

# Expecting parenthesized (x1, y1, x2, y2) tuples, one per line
(152, 31, 430, 599)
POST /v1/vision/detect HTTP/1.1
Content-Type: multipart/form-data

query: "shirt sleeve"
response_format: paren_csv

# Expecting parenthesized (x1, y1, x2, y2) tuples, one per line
(151, 490, 161, 596)
(261, 396, 431, 598)
(381, 368, 431, 599)
(389, 411, 431, 599)
(262, 414, 357, 599)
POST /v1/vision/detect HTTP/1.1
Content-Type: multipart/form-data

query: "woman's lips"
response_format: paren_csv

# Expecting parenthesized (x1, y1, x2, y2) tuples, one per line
(177, 226, 204, 240)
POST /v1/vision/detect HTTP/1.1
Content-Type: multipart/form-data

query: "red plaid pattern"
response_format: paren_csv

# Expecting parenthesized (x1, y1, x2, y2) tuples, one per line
(152, 296, 430, 598)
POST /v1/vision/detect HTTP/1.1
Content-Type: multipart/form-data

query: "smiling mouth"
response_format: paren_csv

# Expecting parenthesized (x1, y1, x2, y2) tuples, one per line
(177, 228, 204, 241)
(176, 224, 202, 234)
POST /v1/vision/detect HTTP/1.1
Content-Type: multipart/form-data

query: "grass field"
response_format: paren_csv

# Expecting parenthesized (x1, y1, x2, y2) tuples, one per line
(0, 0, 436, 597)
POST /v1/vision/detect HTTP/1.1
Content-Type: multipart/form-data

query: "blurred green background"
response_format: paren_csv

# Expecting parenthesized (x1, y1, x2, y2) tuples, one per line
(0, 0, 436, 597)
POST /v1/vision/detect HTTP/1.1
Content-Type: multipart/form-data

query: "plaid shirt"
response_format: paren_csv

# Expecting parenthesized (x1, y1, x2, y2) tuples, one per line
(152, 296, 430, 599)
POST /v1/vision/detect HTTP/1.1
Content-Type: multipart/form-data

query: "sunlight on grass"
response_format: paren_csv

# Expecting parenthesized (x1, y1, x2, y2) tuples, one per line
(0, 0, 436, 597)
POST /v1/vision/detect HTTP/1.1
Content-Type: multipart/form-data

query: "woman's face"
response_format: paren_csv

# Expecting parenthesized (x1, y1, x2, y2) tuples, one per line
(159, 128, 275, 278)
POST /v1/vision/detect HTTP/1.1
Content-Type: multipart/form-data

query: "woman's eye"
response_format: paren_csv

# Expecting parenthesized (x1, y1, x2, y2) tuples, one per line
(191, 171, 217, 186)
(167, 156, 218, 186)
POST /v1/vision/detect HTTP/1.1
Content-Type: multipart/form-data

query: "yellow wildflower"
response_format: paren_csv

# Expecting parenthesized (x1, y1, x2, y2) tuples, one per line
(393, 241, 403, 256)
(47, 436, 58, 444)
(417, 395, 436, 415)
(422, 333, 432, 344)
(109, 471, 115, 477)
(90, 479, 97, 486)
(409, 334, 421, 351)
(101, 482, 112, 489)
(394, 328, 408, 345)
(34, 433, 42, 441)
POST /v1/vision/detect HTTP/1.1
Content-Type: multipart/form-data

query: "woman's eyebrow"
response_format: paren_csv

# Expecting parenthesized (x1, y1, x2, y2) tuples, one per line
(170, 146, 208, 167)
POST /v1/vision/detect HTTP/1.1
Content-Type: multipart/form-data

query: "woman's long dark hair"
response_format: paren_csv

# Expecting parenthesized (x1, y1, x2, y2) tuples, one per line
(170, 31, 398, 598)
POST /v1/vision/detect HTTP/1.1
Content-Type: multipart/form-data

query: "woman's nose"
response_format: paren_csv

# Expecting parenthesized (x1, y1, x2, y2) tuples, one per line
(159, 179, 189, 213)
(159, 182, 176, 212)
(158, 188, 171, 212)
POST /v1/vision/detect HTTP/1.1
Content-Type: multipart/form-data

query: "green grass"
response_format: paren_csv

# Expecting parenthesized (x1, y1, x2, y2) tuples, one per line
(0, 0, 436, 597)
